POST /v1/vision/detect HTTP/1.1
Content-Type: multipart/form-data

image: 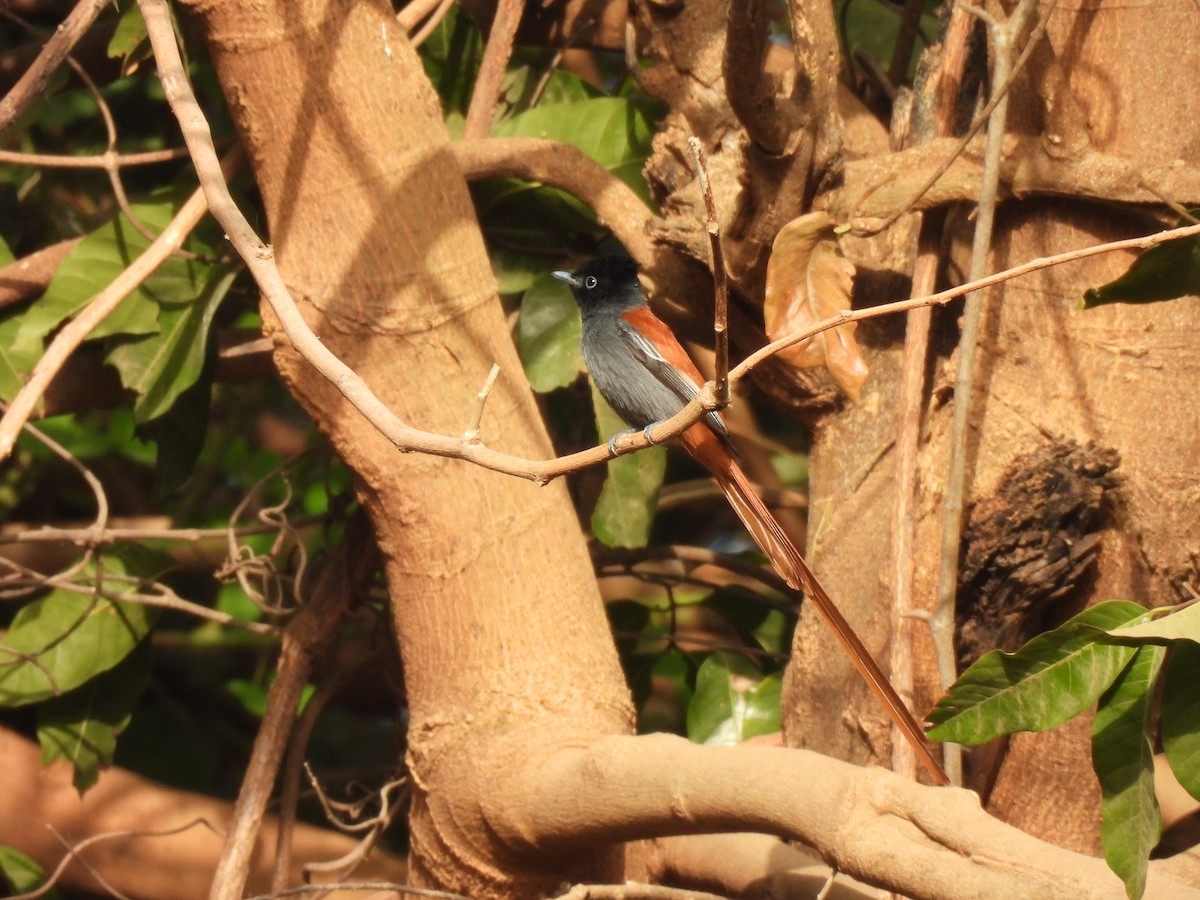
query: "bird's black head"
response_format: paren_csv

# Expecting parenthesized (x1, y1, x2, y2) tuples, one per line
(552, 256, 645, 314)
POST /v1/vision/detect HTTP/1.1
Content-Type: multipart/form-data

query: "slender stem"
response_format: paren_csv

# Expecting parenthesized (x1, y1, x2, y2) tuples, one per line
(932, 0, 1042, 786)
(462, 0, 525, 139)
(687, 137, 729, 405)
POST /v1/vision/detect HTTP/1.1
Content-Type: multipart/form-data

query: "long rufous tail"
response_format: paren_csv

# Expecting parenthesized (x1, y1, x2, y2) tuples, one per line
(684, 427, 949, 785)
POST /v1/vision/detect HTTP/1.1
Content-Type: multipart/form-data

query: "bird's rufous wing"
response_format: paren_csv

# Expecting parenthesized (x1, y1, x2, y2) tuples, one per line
(616, 308, 730, 443)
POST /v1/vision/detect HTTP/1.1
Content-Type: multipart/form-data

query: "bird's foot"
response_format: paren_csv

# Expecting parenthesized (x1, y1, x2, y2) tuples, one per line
(607, 428, 636, 456)
(607, 423, 661, 456)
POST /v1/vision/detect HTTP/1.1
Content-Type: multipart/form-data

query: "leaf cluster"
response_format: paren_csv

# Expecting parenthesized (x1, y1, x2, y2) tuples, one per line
(928, 600, 1200, 898)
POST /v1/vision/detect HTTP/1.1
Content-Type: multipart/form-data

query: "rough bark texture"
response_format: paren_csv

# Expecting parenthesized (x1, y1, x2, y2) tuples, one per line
(181, 0, 633, 894)
(786, 0, 1200, 856)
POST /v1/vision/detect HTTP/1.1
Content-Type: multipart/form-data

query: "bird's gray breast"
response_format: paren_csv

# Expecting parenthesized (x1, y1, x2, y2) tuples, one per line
(580, 313, 687, 429)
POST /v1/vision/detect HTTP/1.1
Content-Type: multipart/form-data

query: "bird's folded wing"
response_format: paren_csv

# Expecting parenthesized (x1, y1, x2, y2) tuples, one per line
(615, 313, 730, 444)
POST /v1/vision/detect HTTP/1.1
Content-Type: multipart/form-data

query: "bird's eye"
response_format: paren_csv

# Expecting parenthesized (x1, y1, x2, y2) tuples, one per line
(584, 275, 598, 289)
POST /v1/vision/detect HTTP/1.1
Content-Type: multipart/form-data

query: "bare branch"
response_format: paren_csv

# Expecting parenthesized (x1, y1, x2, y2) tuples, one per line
(687, 137, 729, 406)
(0, 0, 110, 138)
(463, 0, 526, 139)
(0, 146, 194, 169)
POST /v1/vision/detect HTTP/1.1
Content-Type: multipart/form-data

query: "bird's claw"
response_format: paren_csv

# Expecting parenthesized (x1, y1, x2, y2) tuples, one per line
(607, 428, 635, 456)
(608, 423, 661, 456)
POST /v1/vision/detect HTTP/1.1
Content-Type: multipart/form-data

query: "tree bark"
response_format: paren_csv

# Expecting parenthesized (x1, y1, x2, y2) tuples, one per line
(180, 0, 633, 893)
(788, 0, 1200, 854)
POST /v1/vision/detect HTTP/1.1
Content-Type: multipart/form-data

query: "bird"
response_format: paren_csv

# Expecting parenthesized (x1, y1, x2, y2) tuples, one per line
(553, 256, 948, 785)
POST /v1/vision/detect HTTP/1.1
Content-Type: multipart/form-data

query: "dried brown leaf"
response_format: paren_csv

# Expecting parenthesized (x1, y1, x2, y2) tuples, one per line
(763, 211, 868, 402)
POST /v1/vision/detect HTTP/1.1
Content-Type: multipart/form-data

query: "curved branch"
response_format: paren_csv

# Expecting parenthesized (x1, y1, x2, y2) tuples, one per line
(724, 2, 798, 154)
(451, 137, 658, 268)
(488, 734, 1196, 900)
(841, 136, 1200, 223)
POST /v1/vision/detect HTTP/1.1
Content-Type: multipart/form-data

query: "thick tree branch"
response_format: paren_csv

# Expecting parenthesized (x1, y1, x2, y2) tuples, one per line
(489, 734, 1196, 899)
(841, 135, 1200, 224)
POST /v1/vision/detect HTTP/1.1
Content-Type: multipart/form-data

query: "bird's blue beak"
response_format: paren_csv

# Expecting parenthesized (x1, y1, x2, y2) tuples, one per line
(552, 270, 580, 288)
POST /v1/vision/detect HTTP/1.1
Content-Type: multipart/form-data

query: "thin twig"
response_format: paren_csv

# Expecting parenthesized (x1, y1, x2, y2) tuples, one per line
(462, 0, 526, 139)
(9, 411, 109, 545)
(7, 818, 222, 900)
(409, 0, 456, 49)
(687, 137, 729, 406)
(1138, 178, 1200, 224)
(932, 0, 1042, 786)
(0, 0, 110, 138)
(464, 363, 501, 442)
(397, 0, 446, 31)
(0, 514, 328, 548)
(0, 146, 194, 168)
(888, 1, 973, 783)
(64, 56, 161, 245)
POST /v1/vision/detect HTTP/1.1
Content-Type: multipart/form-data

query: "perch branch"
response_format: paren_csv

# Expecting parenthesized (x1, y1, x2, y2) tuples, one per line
(133, 0, 1200, 494)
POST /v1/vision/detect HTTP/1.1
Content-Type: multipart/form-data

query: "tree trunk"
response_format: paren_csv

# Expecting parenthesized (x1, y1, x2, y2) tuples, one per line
(788, 0, 1200, 854)
(181, 0, 633, 893)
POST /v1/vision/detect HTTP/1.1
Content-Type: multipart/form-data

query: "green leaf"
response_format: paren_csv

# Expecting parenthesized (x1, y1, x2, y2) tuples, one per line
(0, 307, 39, 403)
(839, 0, 939, 82)
(0, 846, 57, 897)
(926, 600, 1147, 744)
(1107, 601, 1200, 643)
(517, 273, 583, 392)
(687, 651, 781, 745)
(1093, 645, 1165, 900)
(499, 59, 597, 117)
(590, 384, 667, 549)
(0, 545, 166, 706)
(1082, 226, 1200, 308)
(12, 192, 222, 359)
(494, 96, 660, 202)
(1162, 642, 1200, 802)
(106, 265, 235, 422)
(107, 2, 148, 61)
(37, 643, 152, 792)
